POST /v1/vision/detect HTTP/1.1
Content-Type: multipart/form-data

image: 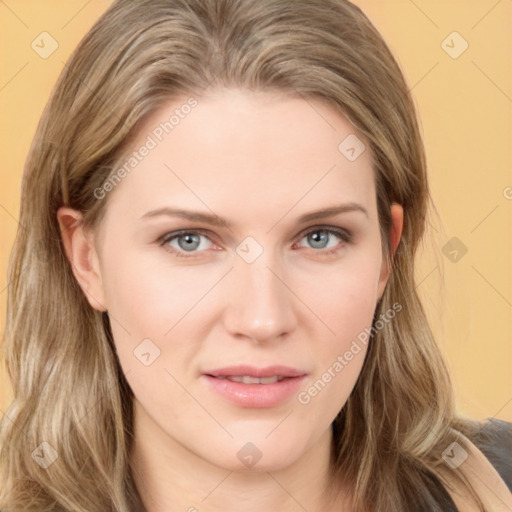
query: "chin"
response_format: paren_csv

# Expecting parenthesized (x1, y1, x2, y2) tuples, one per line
(227, 454, 297, 473)
(201, 434, 307, 473)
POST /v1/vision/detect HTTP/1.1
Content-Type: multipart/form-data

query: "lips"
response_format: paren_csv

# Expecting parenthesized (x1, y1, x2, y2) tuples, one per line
(218, 375, 284, 384)
(201, 365, 308, 408)
(204, 365, 307, 379)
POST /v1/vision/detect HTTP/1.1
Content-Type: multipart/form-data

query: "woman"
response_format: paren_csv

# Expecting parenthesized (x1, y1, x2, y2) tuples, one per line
(0, 0, 510, 510)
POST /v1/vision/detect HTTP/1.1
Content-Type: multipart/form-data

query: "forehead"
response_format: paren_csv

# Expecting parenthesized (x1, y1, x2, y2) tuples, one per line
(101, 88, 376, 230)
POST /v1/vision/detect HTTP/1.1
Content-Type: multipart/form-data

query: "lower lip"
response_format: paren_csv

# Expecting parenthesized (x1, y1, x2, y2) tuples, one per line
(202, 375, 307, 408)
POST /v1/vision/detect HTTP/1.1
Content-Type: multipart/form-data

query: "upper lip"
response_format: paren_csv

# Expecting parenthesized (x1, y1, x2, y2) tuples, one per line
(204, 365, 307, 378)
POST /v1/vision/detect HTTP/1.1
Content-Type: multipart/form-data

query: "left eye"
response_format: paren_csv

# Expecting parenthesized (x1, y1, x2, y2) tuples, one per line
(296, 228, 350, 250)
(159, 226, 351, 258)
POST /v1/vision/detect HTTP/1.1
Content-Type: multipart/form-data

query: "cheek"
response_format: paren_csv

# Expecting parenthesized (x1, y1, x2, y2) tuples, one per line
(101, 247, 234, 389)
(295, 252, 382, 342)
(294, 281, 376, 420)
(292, 255, 381, 405)
(101, 248, 220, 336)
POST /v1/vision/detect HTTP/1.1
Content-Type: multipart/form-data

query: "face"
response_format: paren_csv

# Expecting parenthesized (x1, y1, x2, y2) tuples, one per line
(61, 88, 402, 473)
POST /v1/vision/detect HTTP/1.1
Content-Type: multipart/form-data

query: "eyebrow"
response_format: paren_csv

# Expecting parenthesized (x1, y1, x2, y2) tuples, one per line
(139, 202, 368, 229)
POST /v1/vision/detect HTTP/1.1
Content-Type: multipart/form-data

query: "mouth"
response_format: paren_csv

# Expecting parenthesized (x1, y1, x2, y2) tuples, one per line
(201, 365, 308, 408)
(211, 375, 286, 384)
(204, 364, 306, 379)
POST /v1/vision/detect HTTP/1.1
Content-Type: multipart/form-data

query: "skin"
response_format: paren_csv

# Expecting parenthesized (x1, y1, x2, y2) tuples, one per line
(58, 88, 404, 511)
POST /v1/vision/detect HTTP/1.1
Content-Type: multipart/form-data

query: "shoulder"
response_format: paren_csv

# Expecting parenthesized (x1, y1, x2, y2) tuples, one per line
(470, 418, 512, 491)
(446, 418, 512, 512)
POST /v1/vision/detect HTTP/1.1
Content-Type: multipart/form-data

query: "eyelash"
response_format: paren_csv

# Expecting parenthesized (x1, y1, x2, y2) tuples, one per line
(158, 226, 353, 259)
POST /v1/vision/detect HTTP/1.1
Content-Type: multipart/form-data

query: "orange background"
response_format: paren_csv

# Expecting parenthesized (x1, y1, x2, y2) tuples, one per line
(1, 1, 511, 421)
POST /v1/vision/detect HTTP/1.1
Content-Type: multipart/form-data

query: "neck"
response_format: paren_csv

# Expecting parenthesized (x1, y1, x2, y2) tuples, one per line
(130, 400, 350, 512)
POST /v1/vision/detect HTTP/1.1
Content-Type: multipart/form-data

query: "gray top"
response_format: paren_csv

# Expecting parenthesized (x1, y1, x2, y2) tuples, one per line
(434, 418, 512, 511)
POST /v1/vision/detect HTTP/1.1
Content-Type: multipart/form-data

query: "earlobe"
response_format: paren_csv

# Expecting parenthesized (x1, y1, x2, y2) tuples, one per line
(376, 203, 404, 300)
(389, 203, 404, 256)
(57, 207, 107, 312)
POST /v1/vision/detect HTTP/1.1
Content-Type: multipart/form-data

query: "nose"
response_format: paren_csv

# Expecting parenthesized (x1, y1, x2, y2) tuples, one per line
(223, 254, 297, 344)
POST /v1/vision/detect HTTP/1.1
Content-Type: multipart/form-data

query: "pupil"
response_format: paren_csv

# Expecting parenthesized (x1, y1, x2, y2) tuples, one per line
(179, 234, 200, 251)
(310, 231, 328, 248)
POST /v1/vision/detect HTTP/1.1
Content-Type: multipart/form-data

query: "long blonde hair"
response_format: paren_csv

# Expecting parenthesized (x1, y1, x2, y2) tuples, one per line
(0, 0, 484, 510)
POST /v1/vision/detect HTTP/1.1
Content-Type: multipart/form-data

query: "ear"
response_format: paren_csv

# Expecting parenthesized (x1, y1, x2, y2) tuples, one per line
(376, 202, 404, 300)
(57, 207, 108, 312)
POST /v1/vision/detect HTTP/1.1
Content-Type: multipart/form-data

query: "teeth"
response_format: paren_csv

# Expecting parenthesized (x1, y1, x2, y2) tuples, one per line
(224, 375, 284, 384)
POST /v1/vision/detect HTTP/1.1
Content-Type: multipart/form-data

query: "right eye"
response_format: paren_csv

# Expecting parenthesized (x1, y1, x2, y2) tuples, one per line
(159, 230, 217, 258)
